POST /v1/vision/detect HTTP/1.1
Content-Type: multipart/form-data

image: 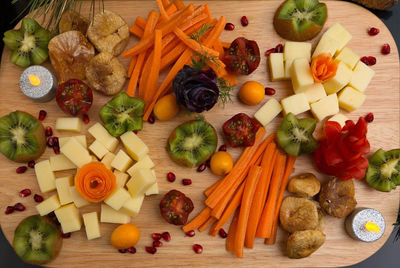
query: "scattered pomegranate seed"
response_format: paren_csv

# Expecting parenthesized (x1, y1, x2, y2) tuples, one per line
(240, 16, 248, 26)
(185, 230, 195, 237)
(219, 228, 228, 238)
(162, 232, 171, 242)
(275, 44, 284, 53)
(148, 114, 155, 124)
(53, 145, 60, 155)
(14, 203, 25, 211)
(381, 43, 391, 55)
(46, 137, 54, 147)
(5, 206, 14, 215)
(27, 160, 35, 168)
(133, 130, 138, 134)
(82, 114, 90, 124)
(34, 194, 44, 203)
(218, 145, 227, 151)
(53, 137, 59, 147)
(38, 110, 47, 121)
(48, 211, 56, 218)
(224, 23, 235, 31)
(61, 233, 71, 238)
(265, 48, 276, 57)
(197, 163, 207, 172)
(166, 172, 176, 182)
(182, 179, 192, 186)
(145, 246, 157, 254)
(360, 56, 376, 66)
(19, 189, 31, 197)
(368, 27, 380, 36)
(45, 126, 53, 137)
(365, 112, 374, 123)
(153, 240, 163, 247)
(152, 233, 162, 240)
(127, 247, 136, 254)
(16, 166, 27, 174)
(193, 244, 203, 254)
(206, 158, 211, 168)
(265, 87, 276, 96)
(118, 249, 127, 253)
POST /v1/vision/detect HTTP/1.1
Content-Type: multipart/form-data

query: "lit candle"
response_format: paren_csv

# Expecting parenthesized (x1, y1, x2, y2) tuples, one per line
(345, 207, 385, 242)
(19, 65, 58, 102)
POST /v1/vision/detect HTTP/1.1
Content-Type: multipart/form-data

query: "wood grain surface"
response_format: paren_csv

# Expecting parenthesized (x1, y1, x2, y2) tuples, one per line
(0, 1, 399, 267)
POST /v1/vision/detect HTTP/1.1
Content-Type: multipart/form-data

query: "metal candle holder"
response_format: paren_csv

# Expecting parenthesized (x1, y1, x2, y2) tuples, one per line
(19, 65, 58, 102)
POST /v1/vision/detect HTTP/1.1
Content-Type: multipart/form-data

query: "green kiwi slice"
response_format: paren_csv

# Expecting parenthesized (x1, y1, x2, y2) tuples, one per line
(366, 149, 400, 192)
(13, 215, 62, 265)
(277, 113, 318, 156)
(167, 120, 218, 167)
(0, 111, 46, 162)
(99, 92, 145, 137)
(273, 0, 327, 41)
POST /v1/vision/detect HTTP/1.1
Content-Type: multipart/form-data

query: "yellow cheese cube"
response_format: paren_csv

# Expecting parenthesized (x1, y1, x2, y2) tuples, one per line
(50, 154, 77, 171)
(145, 170, 159, 196)
(82, 212, 101, 240)
(88, 123, 119, 152)
(55, 117, 82, 132)
(338, 86, 366, 112)
(36, 194, 61, 216)
(284, 41, 312, 62)
(281, 93, 310, 115)
(114, 170, 129, 187)
(55, 176, 73, 205)
(105, 187, 131, 210)
(323, 61, 352, 95)
(126, 168, 156, 197)
(119, 194, 145, 217)
(284, 60, 293, 79)
(324, 23, 352, 53)
(310, 94, 339, 121)
(297, 83, 327, 103)
(89, 140, 109, 160)
(111, 150, 133, 172)
(254, 98, 282, 126)
(120, 131, 149, 161)
(291, 58, 314, 92)
(60, 137, 92, 168)
(59, 135, 87, 148)
(101, 152, 116, 170)
(55, 204, 82, 233)
(268, 53, 285, 81)
(335, 47, 359, 69)
(349, 61, 375, 92)
(126, 155, 155, 177)
(100, 204, 131, 224)
(69, 186, 90, 208)
(312, 35, 340, 58)
(328, 113, 349, 128)
(34, 160, 56, 193)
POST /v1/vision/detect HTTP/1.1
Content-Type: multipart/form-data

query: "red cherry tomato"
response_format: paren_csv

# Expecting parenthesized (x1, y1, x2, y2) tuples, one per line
(159, 190, 194, 225)
(222, 113, 261, 147)
(56, 79, 93, 116)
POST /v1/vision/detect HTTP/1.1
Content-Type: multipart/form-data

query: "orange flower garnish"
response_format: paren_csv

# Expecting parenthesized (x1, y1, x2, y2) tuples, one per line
(311, 53, 338, 83)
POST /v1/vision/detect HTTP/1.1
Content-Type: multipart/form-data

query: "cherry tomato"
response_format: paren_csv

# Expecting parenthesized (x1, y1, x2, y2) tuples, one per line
(222, 113, 261, 147)
(222, 37, 260, 75)
(159, 190, 194, 225)
(56, 79, 93, 116)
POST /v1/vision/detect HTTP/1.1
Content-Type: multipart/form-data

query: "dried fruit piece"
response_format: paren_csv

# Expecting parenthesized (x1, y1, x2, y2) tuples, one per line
(59, 10, 89, 34)
(287, 230, 326, 259)
(287, 173, 320, 197)
(280, 196, 319, 233)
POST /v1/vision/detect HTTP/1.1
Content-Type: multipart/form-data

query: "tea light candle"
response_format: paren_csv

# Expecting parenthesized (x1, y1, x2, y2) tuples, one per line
(19, 65, 58, 102)
(345, 207, 385, 242)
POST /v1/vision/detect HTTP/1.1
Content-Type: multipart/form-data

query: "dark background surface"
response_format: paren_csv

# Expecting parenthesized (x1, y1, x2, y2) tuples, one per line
(0, 0, 399, 267)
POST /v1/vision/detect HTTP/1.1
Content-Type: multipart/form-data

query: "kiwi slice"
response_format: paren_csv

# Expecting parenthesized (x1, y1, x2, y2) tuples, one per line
(273, 0, 327, 41)
(277, 113, 318, 156)
(167, 120, 218, 167)
(99, 92, 145, 137)
(13, 215, 62, 265)
(365, 149, 400, 192)
(3, 18, 51, 68)
(0, 111, 46, 162)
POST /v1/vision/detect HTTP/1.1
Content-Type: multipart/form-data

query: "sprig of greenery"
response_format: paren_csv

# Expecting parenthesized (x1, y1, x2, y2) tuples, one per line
(217, 78, 234, 107)
(189, 23, 214, 43)
(190, 51, 219, 72)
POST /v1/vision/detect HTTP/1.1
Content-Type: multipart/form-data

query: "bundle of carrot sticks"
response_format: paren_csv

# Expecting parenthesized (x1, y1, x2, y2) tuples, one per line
(122, 0, 237, 120)
(182, 127, 297, 258)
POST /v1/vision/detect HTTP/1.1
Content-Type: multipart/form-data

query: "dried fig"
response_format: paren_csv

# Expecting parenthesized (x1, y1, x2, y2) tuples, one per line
(288, 173, 321, 197)
(59, 10, 89, 35)
(319, 177, 357, 218)
(287, 230, 326, 259)
(315, 203, 326, 232)
(280, 196, 319, 233)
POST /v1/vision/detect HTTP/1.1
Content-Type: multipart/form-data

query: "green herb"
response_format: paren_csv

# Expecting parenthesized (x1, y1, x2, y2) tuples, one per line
(217, 78, 234, 107)
(190, 51, 219, 72)
(189, 23, 214, 43)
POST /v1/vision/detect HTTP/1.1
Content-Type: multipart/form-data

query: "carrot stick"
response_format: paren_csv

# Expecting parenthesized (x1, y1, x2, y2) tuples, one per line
(265, 216, 279, 245)
(204, 179, 223, 197)
(135, 16, 147, 29)
(174, 0, 186, 10)
(203, 3, 212, 20)
(162, 0, 171, 8)
(156, 0, 170, 21)
(221, 41, 230, 49)
(198, 216, 216, 232)
(182, 207, 211, 232)
(234, 165, 263, 258)
(165, 2, 177, 15)
(226, 210, 239, 252)
(127, 56, 137, 78)
(173, 27, 219, 57)
(160, 43, 187, 71)
(143, 29, 162, 105)
(221, 73, 238, 86)
(129, 24, 144, 37)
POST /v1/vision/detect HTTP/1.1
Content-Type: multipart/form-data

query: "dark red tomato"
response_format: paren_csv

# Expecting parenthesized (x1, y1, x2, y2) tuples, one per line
(56, 79, 93, 116)
(223, 37, 260, 75)
(222, 113, 261, 147)
(159, 190, 194, 225)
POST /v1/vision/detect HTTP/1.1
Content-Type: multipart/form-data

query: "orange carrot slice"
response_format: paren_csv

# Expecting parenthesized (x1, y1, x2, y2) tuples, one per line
(182, 207, 211, 232)
(311, 53, 338, 83)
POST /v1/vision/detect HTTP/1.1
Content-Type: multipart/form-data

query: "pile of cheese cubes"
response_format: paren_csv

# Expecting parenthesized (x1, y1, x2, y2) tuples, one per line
(256, 23, 375, 128)
(34, 118, 157, 240)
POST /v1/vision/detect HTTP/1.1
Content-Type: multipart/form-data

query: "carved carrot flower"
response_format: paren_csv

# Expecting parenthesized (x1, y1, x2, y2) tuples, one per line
(311, 53, 338, 83)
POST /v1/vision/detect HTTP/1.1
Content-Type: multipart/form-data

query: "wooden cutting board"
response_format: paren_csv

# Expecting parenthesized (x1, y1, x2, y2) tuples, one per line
(0, 1, 399, 267)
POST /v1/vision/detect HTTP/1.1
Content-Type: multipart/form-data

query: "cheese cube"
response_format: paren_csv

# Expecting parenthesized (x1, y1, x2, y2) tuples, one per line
(328, 113, 349, 128)
(268, 53, 285, 81)
(127, 155, 155, 177)
(101, 152, 116, 170)
(69, 186, 90, 208)
(55, 176, 73, 205)
(281, 93, 310, 115)
(338, 86, 366, 112)
(111, 150, 133, 172)
(335, 47, 359, 69)
(60, 137, 92, 168)
(88, 123, 119, 152)
(297, 83, 327, 103)
(59, 135, 87, 148)
(349, 61, 375, 92)
(36, 194, 61, 216)
(324, 23, 352, 53)
(310, 94, 339, 121)
(89, 140, 109, 160)
(284, 42, 312, 62)
(55, 204, 82, 233)
(50, 154, 77, 171)
(291, 58, 314, 92)
(100, 204, 130, 224)
(323, 61, 352, 95)
(55, 117, 82, 132)
(82, 212, 101, 240)
(120, 132, 149, 161)
(119, 194, 145, 217)
(126, 168, 156, 197)
(312, 35, 340, 58)
(254, 98, 282, 126)
(146, 170, 159, 196)
(114, 170, 129, 187)
(34, 160, 56, 193)
(105, 187, 131, 210)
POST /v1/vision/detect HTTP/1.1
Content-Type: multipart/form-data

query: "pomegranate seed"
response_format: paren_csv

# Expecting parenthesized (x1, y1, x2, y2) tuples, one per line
(148, 114, 155, 124)
(45, 126, 53, 137)
(218, 145, 227, 151)
(48, 211, 56, 218)
(118, 249, 127, 253)
(206, 158, 211, 168)
(275, 44, 284, 53)
(27, 160, 35, 168)
(153, 240, 163, 247)
(381, 43, 390, 55)
(152, 233, 162, 240)
(265, 48, 276, 57)
(162, 232, 171, 242)
(5, 206, 14, 214)
(145, 246, 157, 254)
(185, 230, 195, 237)
(19, 189, 31, 197)
(53, 145, 60, 155)
(53, 137, 59, 147)
(16, 166, 27, 174)
(265, 87, 276, 96)
(182, 179, 192, 186)
(360, 56, 376, 66)
(127, 247, 136, 254)
(166, 172, 176, 182)
(14, 203, 25, 211)
(197, 163, 207, 172)
(47, 137, 55, 147)
(365, 112, 374, 123)
(61, 232, 71, 238)
(193, 244, 203, 254)
(219, 228, 228, 238)
(368, 27, 380, 36)
(34, 194, 44, 203)
(224, 23, 235, 31)
(240, 16, 248, 26)
(82, 114, 90, 124)
(133, 130, 138, 134)
(38, 110, 47, 121)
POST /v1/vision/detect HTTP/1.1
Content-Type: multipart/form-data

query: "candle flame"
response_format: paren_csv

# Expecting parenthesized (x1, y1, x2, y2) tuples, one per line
(28, 74, 40, 86)
(365, 221, 380, 233)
